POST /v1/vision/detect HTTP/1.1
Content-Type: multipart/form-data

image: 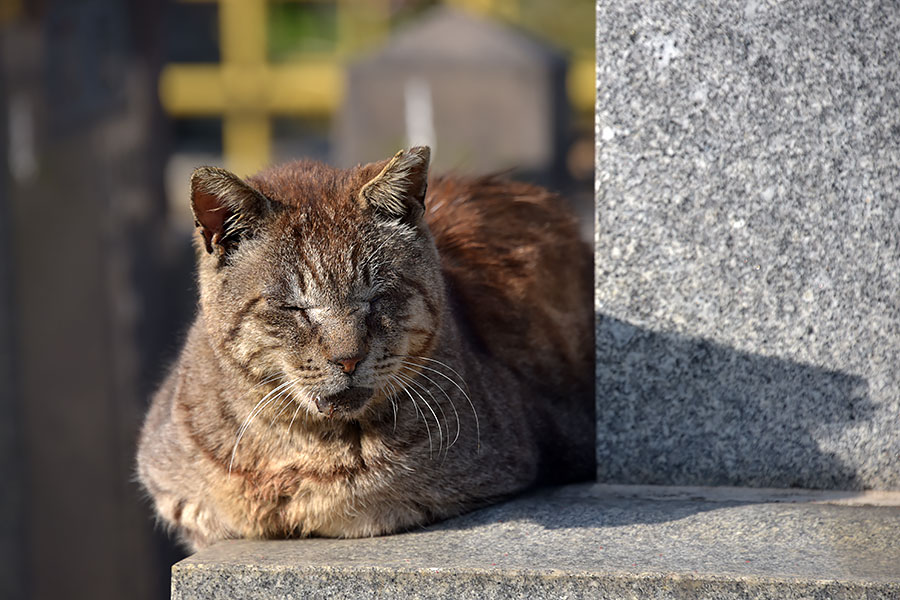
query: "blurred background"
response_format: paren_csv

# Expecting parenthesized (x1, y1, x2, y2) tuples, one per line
(0, 0, 592, 598)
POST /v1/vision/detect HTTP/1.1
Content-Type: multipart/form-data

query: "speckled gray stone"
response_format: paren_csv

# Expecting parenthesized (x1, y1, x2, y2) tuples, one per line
(594, 1, 900, 489)
(171, 484, 900, 599)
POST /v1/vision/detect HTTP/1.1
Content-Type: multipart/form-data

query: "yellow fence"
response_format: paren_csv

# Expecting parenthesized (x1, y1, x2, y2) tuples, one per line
(160, 0, 593, 175)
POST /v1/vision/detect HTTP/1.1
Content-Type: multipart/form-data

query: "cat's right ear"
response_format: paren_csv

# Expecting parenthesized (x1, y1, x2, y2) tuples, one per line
(190, 167, 273, 255)
(359, 146, 430, 224)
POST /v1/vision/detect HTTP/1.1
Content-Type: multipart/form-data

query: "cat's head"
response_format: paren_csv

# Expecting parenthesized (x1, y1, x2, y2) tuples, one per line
(189, 146, 444, 421)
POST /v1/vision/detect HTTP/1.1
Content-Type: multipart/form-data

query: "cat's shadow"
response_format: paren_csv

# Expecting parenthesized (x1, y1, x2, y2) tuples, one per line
(592, 314, 874, 491)
(432, 313, 875, 531)
(428, 488, 751, 532)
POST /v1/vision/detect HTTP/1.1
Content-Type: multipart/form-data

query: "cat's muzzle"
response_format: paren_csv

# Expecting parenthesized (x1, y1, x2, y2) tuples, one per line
(315, 386, 373, 418)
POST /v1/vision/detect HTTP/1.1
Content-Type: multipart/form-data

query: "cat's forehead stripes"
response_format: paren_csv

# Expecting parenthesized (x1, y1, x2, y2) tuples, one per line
(267, 218, 379, 308)
(296, 223, 364, 292)
(247, 158, 385, 210)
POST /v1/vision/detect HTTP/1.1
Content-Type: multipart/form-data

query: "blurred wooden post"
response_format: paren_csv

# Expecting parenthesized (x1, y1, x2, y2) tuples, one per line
(218, 0, 271, 175)
(336, 0, 390, 57)
(160, 0, 349, 175)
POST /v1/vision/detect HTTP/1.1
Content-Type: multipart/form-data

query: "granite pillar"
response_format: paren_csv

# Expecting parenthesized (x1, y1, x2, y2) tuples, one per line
(595, 0, 900, 489)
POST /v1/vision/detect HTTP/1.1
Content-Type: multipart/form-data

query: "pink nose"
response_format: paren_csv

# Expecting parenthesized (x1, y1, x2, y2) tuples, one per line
(333, 356, 362, 374)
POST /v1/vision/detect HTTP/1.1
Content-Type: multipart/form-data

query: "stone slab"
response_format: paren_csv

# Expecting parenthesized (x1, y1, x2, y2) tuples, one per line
(594, 0, 900, 489)
(172, 484, 900, 599)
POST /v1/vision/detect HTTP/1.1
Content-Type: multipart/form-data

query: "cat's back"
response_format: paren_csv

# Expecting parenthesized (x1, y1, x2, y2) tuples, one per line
(425, 175, 592, 389)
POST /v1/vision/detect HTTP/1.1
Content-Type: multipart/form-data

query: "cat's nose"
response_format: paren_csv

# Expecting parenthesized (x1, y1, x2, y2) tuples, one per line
(331, 354, 363, 374)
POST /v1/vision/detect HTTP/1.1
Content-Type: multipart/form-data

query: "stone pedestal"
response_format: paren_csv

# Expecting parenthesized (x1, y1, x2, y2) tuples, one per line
(171, 485, 900, 600)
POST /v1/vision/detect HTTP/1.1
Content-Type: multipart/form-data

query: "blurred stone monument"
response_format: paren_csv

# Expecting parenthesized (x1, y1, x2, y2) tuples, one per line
(336, 7, 568, 184)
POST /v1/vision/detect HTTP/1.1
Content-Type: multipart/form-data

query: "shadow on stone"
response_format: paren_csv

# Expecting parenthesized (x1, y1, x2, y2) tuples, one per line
(429, 489, 750, 532)
(595, 313, 874, 490)
(412, 312, 875, 534)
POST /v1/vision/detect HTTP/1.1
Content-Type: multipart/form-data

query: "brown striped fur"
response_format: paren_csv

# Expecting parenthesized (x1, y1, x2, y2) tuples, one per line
(136, 147, 593, 551)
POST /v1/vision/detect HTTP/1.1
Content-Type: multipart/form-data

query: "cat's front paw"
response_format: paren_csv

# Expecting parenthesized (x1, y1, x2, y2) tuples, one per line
(156, 494, 235, 551)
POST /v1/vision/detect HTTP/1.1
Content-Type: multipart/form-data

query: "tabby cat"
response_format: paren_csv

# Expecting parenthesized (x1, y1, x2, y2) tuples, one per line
(137, 146, 593, 551)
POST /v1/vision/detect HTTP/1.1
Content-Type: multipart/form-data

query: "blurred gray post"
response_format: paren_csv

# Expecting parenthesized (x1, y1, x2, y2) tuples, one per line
(2, 1, 174, 598)
(0, 36, 25, 600)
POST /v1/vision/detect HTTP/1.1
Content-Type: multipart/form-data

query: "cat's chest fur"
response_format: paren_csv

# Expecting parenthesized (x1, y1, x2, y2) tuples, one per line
(219, 427, 406, 538)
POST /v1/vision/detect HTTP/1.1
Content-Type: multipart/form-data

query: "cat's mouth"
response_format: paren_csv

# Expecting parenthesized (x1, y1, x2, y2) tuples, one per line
(314, 386, 373, 418)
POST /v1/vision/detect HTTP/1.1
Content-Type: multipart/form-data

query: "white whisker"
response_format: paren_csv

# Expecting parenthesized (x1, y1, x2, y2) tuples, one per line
(394, 370, 444, 458)
(269, 381, 301, 426)
(286, 400, 304, 434)
(381, 379, 400, 433)
(399, 358, 480, 451)
(397, 364, 461, 449)
(388, 373, 433, 457)
(229, 377, 298, 474)
(394, 368, 452, 458)
(406, 355, 471, 394)
(251, 373, 284, 390)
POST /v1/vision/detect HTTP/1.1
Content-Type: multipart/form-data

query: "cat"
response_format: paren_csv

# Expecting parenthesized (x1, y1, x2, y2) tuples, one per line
(136, 146, 594, 551)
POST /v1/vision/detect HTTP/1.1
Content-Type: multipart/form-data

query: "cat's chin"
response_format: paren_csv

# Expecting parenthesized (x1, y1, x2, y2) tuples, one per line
(314, 386, 374, 418)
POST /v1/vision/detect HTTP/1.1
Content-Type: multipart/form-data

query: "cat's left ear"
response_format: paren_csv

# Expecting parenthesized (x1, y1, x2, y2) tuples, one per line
(190, 166, 273, 254)
(359, 146, 430, 223)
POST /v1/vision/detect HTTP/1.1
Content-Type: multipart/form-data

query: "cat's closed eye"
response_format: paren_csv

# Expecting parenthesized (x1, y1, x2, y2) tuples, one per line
(279, 305, 312, 322)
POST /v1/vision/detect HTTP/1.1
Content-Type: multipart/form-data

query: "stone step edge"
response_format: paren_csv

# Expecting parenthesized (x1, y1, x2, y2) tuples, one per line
(575, 482, 900, 507)
(172, 484, 900, 599)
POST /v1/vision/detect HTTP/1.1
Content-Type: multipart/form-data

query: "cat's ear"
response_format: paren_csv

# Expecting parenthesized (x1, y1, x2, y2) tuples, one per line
(190, 166, 273, 254)
(359, 146, 430, 223)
